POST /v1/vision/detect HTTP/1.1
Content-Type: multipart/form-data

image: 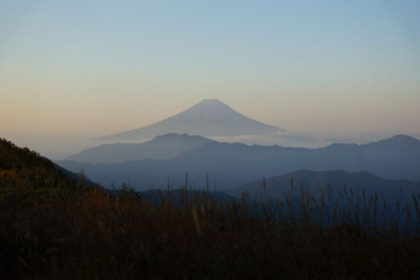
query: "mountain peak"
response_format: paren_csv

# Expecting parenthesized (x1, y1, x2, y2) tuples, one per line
(368, 134, 420, 147)
(192, 99, 234, 111)
(101, 99, 283, 141)
(387, 135, 419, 144)
(198, 98, 225, 105)
(195, 98, 234, 109)
(178, 99, 240, 118)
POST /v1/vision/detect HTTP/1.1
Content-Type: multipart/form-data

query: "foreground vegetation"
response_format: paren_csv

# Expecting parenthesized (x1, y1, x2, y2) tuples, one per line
(1, 138, 420, 279)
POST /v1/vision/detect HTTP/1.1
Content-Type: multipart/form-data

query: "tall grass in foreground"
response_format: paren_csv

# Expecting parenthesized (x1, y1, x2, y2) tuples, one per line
(251, 180, 420, 237)
(1, 177, 420, 279)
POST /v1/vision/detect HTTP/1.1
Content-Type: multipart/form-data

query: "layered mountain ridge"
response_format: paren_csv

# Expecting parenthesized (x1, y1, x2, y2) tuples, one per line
(59, 133, 420, 190)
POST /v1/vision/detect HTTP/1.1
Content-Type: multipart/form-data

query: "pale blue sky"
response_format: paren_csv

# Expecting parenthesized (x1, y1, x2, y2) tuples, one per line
(1, 1, 420, 157)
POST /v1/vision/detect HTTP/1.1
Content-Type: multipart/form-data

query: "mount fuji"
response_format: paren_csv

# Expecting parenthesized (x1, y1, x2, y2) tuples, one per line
(101, 99, 283, 142)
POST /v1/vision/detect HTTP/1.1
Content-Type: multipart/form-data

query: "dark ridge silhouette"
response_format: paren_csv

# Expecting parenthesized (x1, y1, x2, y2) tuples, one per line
(0, 138, 96, 188)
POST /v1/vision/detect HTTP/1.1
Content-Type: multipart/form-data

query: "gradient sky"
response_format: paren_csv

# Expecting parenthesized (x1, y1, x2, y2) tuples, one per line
(1, 1, 420, 157)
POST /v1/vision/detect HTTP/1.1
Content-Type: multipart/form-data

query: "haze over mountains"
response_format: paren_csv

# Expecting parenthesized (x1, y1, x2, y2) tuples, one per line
(58, 133, 420, 192)
(54, 98, 420, 199)
(100, 99, 283, 142)
(68, 133, 213, 164)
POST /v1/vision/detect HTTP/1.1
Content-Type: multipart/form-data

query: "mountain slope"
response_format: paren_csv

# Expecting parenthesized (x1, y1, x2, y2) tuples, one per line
(0, 138, 94, 192)
(68, 133, 213, 164)
(101, 99, 283, 141)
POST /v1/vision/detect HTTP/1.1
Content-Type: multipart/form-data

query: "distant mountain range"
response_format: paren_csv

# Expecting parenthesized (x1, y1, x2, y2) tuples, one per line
(58, 134, 420, 191)
(232, 169, 420, 201)
(68, 133, 213, 164)
(100, 99, 283, 142)
(321, 135, 420, 159)
(3, 136, 419, 209)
